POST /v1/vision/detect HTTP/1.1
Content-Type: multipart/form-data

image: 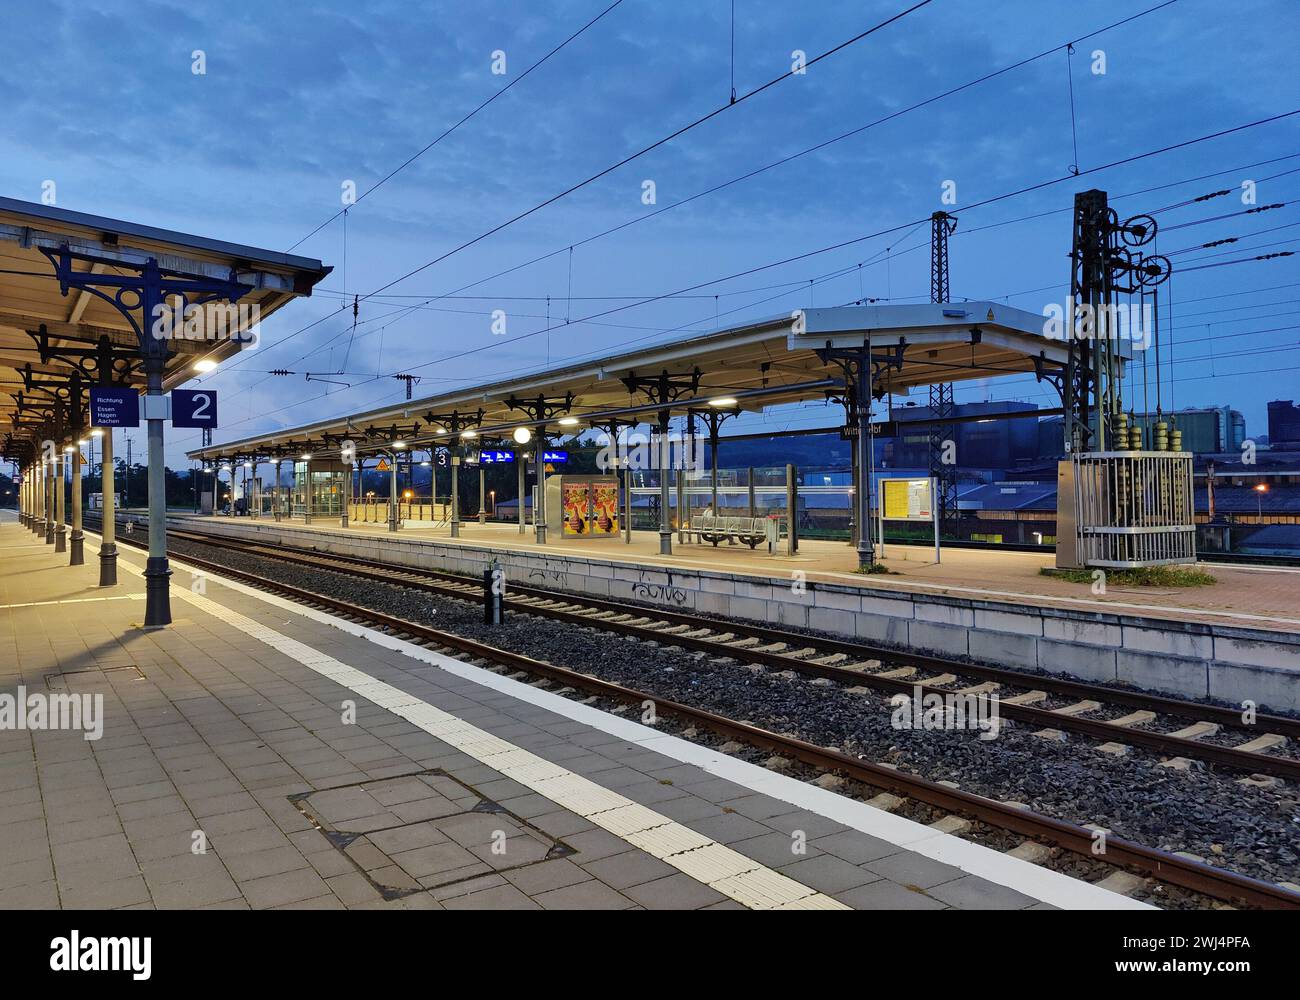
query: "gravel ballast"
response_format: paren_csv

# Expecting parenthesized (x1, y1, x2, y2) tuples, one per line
(165, 535, 1300, 897)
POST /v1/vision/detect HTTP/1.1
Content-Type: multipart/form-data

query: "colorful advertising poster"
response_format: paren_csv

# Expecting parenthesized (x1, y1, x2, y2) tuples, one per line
(591, 482, 619, 535)
(562, 482, 590, 536)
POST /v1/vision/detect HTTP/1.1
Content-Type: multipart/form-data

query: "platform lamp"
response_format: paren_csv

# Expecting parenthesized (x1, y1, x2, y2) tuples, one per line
(386, 442, 406, 533)
(513, 427, 532, 537)
(1254, 482, 1268, 519)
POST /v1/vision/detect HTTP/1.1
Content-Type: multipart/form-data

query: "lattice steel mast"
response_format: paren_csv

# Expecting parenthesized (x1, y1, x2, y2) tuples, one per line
(928, 211, 958, 531)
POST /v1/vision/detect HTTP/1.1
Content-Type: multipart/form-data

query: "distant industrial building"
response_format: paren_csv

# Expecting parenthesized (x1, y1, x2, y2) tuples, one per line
(1131, 406, 1245, 454)
(1268, 400, 1300, 449)
(881, 400, 1041, 468)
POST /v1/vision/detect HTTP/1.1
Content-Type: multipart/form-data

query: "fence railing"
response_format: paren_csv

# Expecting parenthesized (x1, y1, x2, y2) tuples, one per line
(348, 497, 451, 523)
(1072, 451, 1196, 567)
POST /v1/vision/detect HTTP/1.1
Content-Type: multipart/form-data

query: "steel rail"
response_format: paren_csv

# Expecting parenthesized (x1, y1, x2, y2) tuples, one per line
(96, 531, 1300, 911)
(145, 524, 1300, 780)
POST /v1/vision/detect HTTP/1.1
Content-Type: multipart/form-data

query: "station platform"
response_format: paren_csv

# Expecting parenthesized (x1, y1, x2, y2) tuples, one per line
(0, 511, 1141, 910)
(151, 512, 1300, 713)
(175, 513, 1300, 634)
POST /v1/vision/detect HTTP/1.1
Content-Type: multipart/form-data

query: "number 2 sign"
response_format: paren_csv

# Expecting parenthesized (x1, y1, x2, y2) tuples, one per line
(171, 389, 218, 428)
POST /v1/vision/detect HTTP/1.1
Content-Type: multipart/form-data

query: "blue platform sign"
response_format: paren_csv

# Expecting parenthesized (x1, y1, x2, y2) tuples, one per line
(172, 389, 218, 429)
(479, 450, 515, 464)
(542, 450, 568, 464)
(88, 387, 139, 428)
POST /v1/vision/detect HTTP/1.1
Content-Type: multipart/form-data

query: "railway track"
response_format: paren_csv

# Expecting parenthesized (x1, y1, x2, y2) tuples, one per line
(88, 519, 1300, 910)
(119, 521, 1300, 783)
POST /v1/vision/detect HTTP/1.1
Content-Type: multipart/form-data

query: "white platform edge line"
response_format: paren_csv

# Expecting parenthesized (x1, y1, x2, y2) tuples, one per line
(97, 537, 842, 911)
(96, 532, 1151, 911)
(158, 515, 1300, 629)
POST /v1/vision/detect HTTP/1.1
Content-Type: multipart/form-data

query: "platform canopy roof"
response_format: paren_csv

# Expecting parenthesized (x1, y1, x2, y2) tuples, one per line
(0, 196, 330, 464)
(189, 301, 1077, 462)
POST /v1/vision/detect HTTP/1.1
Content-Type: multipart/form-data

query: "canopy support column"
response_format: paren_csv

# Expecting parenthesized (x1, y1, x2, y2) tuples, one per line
(99, 430, 117, 586)
(450, 455, 461, 538)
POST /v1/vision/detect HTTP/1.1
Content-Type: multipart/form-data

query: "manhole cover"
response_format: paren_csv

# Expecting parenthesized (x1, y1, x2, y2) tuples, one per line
(290, 769, 574, 900)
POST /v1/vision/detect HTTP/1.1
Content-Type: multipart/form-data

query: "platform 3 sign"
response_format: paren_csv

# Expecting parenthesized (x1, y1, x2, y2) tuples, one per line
(171, 390, 218, 429)
(89, 387, 140, 428)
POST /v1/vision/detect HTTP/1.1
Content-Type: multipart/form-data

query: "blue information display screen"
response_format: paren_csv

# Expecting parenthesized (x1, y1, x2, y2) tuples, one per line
(479, 450, 515, 464)
(542, 450, 568, 463)
(88, 388, 140, 428)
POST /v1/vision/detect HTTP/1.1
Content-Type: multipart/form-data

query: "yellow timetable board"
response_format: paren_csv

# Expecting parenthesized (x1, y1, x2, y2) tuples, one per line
(882, 478, 932, 521)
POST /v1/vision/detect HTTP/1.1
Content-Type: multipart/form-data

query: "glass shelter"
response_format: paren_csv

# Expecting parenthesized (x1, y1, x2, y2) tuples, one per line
(292, 459, 347, 519)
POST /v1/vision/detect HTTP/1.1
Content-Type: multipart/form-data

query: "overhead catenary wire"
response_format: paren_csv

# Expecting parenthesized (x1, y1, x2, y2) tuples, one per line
(175, 110, 1300, 448)
(284, 0, 629, 253)
(204, 0, 1187, 381)
(362, 0, 939, 301)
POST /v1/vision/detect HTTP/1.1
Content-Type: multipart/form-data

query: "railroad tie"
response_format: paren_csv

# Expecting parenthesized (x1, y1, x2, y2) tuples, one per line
(929, 814, 972, 836)
(1008, 841, 1054, 864)
(1108, 710, 1156, 727)
(1002, 689, 1047, 705)
(875, 666, 916, 679)
(1235, 733, 1287, 753)
(1166, 721, 1219, 740)
(1238, 773, 1281, 789)
(1052, 699, 1103, 717)
(1093, 871, 1149, 897)
(955, 681, 999, 696)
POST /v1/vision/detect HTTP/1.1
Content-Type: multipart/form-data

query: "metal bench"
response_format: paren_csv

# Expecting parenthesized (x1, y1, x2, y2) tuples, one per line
(687, 514, 769, 549)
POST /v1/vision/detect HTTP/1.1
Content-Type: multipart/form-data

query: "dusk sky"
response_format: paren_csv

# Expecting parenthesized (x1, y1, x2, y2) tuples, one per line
(3, 0, 1297, 466)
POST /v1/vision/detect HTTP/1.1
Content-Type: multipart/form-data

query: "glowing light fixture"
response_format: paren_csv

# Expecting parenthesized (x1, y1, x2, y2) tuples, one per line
(461, 430, 478, 439)
(512, 427, 532, 445)
(557, 417, 578, 427)
(392, 440, 406, 450)
(194, 358, 218, 373)
(708, 396, 738, 408)
(90, 428, 104, 437)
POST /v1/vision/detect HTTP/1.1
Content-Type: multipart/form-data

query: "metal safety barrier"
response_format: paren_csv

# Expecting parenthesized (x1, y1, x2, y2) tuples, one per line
(1071, 451, 1195, 567)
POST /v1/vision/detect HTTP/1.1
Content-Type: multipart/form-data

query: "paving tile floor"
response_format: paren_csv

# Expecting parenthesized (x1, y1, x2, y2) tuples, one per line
(0, 514, 1042, 910)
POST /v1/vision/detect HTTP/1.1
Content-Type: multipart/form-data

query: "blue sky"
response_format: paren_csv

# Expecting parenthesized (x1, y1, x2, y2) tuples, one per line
(3, 0, 1297, 465)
